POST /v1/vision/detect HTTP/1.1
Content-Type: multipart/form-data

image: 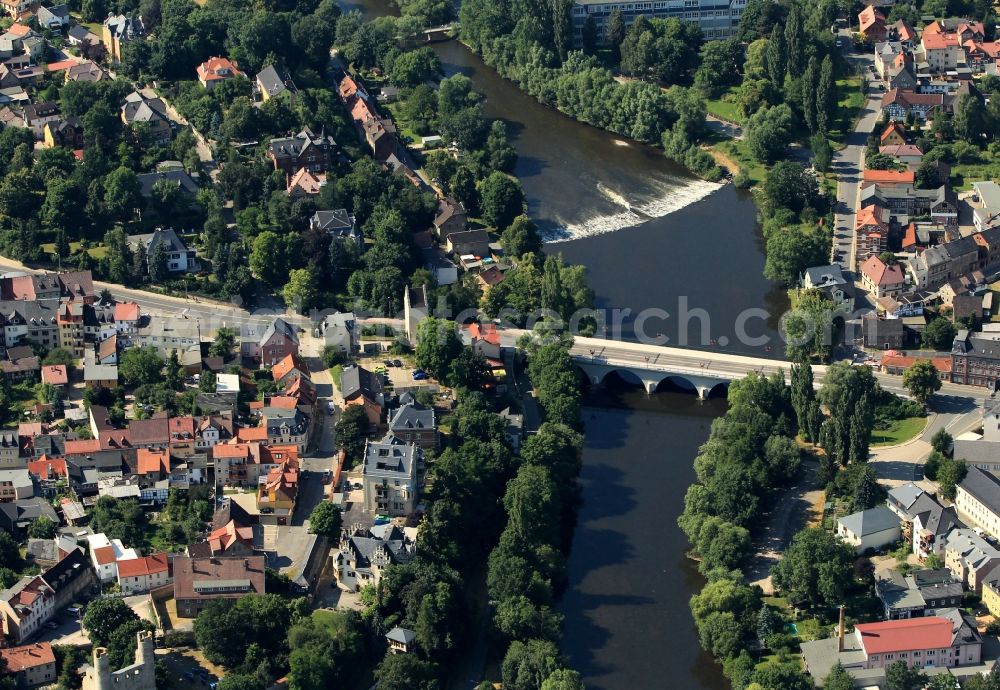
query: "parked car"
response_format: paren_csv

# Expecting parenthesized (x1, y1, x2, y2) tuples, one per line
(412, 370, 428, 380)
(392, 359, 403, 367)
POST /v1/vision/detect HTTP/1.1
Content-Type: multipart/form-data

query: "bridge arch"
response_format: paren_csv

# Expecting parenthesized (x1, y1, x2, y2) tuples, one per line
(705, 381, 730, 400)
(600, 369, 645, 389)
(652, 375, 699, 396)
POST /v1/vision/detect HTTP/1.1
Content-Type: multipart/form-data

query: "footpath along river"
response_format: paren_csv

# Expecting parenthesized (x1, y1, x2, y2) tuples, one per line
(341, 3, 786, 686)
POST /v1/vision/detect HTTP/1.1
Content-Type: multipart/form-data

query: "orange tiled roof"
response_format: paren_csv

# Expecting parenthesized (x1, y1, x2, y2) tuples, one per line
(863, 169, 915, 184)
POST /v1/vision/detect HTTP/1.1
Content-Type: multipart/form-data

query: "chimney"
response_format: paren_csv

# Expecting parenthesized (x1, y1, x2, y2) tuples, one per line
(838, 605, 846, 651)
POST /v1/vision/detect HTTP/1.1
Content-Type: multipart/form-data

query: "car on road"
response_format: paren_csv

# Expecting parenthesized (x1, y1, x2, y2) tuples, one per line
(322, 470, 331, 483)
(327, 401, 336, 415)
(44, 621, 59, 630)
(383, 360, 394, 367)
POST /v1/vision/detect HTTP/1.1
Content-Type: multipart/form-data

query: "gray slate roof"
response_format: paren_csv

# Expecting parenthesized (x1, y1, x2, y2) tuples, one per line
(363, 435, 419, 479)
(388, 403, 434, 432)
(959, 466, 1000, 512)
(386, 627, 416, 644)
(340, 365, 383, 402)
(838, 505, 900, 537)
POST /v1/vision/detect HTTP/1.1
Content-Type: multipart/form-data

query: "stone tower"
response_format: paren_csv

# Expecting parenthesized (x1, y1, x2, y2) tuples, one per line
(82, 631, 157, 690)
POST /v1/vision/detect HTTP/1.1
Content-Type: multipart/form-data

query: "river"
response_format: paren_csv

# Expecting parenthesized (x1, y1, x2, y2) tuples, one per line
(341, 3, 784, 687)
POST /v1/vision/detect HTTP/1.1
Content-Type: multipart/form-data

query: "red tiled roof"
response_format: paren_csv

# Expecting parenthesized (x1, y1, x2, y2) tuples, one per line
(882, 89, 944, 110)
(137, 448, 168, 475)
(113, 301, 139, 322)
(7, 23, 31, 36)
(271, 353, 309, 382)
(465, 322, 501, 346)
(856, 205, 888, 230)
(116, 553, 168, 578)
(855, 617, 953, 654)
(861, 255, 905, 286)
(266, 396, 299, 409)
(169, 416, 196, 441)
(923, 31, 960, 50)
(64, 438, 101, 455)
(858, 5, 884, 32)
(46, 59, 77, 72)
(99, 429, 132, 449)
(863, 169, 915, 184)
(879, 144, 923, 158)
(196, 56, 242, 82)
(93, 545, 116, 565)
(237, 426, 268, 442)
(880, 121, 908, 143)
(40, 364, 67, 385)
(0, 643, 55, 672)
(27, 457, 67, 479)
(880, 354, 952, 373)
(127, 418, 169, 445)
(902, 223, 918, 249)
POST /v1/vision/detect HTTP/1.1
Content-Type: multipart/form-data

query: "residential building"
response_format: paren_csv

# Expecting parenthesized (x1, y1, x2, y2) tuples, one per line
(445, 228, 491, 257)
(980, 578, 1000, 617)
(881, 121, 908, 146)
(65, 60, 105, 83)
(102, 14, 143, 63)
(569, 0, 744, 42)
(944, 527, 1000, 592)
(881, 89, 945, 120)
(863, 313, 905, 350)
(67, 25, 100, 49)
(318, 311, 359, 356)
(801, 264, 854, 310)
(433, 198, 467, 237)
(309, 209, 361, 248)
(40, 364, 67, 388)
(0, 497, 58, 536)
(859, 5, 887, 41)
(267, 127, 337, 174)
(188, 519, 256, 558)
(879, 144, 924, 165)
(955, 466, 1000, 537)
(0, 429, 19, 468)
(971, 181, 1000, 232)
(81, 631, 155, 690)
(856, 204, 890, 264)
(875, 568, 963, 619)
(837, 505, 902, 553)
(0, 468, 32, 502)
(172, 555, 266, 618)
(861, 256, 906, 298)
(286, 167, 325, 197)
(0, 0, 31, 18)
(121, 89, 172, 144)
(262, 407, 309, 453)
(387, 402, 437, 450)
(386, 627, 416, 654)
(42, 116, 83, 149)
(22, 102, 59, 139)
(116, 554, 170, 595)
(256, 456, 299, 519)
(801, 611, 983, 683)
(0, 642, 56, 687)
(333, 522, 416, 592)
(271, 353, 310, 384)
(129, 228, 198, 274)
(951, 329, 1000, 387)
(256, 64, 293, 102)
(362, 435, 421, 517)
(241, 318, 298, 366)
(196, 56, 243, 90)
(87, 532, 138, 583)
(341, 364, 384, 427)
(1, 548, 93, 643)
(137, 170, 198, 201)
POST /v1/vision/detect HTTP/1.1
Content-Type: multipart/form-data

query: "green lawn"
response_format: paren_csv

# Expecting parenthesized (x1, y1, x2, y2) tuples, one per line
(705, 86, 742, 124)
(828, 76, 865, 147)
(950, 162, 1000, 192)
(381, 102, 424, 145)
(709, 135, 767, 185)
(39, 241, 108, 260)
(871, 416, 927, 446)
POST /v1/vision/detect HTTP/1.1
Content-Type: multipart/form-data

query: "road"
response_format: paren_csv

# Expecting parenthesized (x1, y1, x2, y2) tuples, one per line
(831, 30, 881, 272)
(870, 393, 985, 483)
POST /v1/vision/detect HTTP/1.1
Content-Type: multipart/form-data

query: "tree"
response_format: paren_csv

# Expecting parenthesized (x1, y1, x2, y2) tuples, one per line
(756, 605, 775, 646)
(541, 669, 585, 690)
(149, 242, 169, 283)
(82, 598, 143, 648)
(0, 531, 23, 573)
(478, 172, 524, 230)
(335, 404, 369, 466)
(103, 167, 142, 223)
(502, 639, 563, 690)
(199, 370, 217, 393)
(27, 516, 58, 539)
(373, 653, 438, 690)
(903, 360, 942, 405)
(695, 38, 743, 97)
(771, 527, 855, 608)
(745, 104, 795, 164)
(931, 428, 952, 454)
(885, 660, 927, 690)
(283, 268, 320, 313)
(249, 231, 293, 287)
(501, 215, 542, 258)
(923, 318, 956, 350)
(812, 134, 832, 173)
(209, 327, 237, 358)
(389, 47, 441, 87)
(606, 8, 626, 60)
(118, 347, 163, 387)
(763, 162, 821, 214)
(937, 457, 967, 501)
(415, 317, 463, 380)
(581, 16, 598, 55)
(690, 577, 761, 658)
(816, 56, 834, 135)
(765, 25, 786, 91)
(308, 501, 342, 539)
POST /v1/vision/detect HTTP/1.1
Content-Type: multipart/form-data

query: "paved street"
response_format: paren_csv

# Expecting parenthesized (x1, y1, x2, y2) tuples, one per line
(870, 394, 985, 483)
(832, 33, 882, 272)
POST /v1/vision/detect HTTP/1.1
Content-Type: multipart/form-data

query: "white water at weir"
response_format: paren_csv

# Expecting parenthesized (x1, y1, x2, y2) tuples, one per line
(545, 177, 724, 243)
